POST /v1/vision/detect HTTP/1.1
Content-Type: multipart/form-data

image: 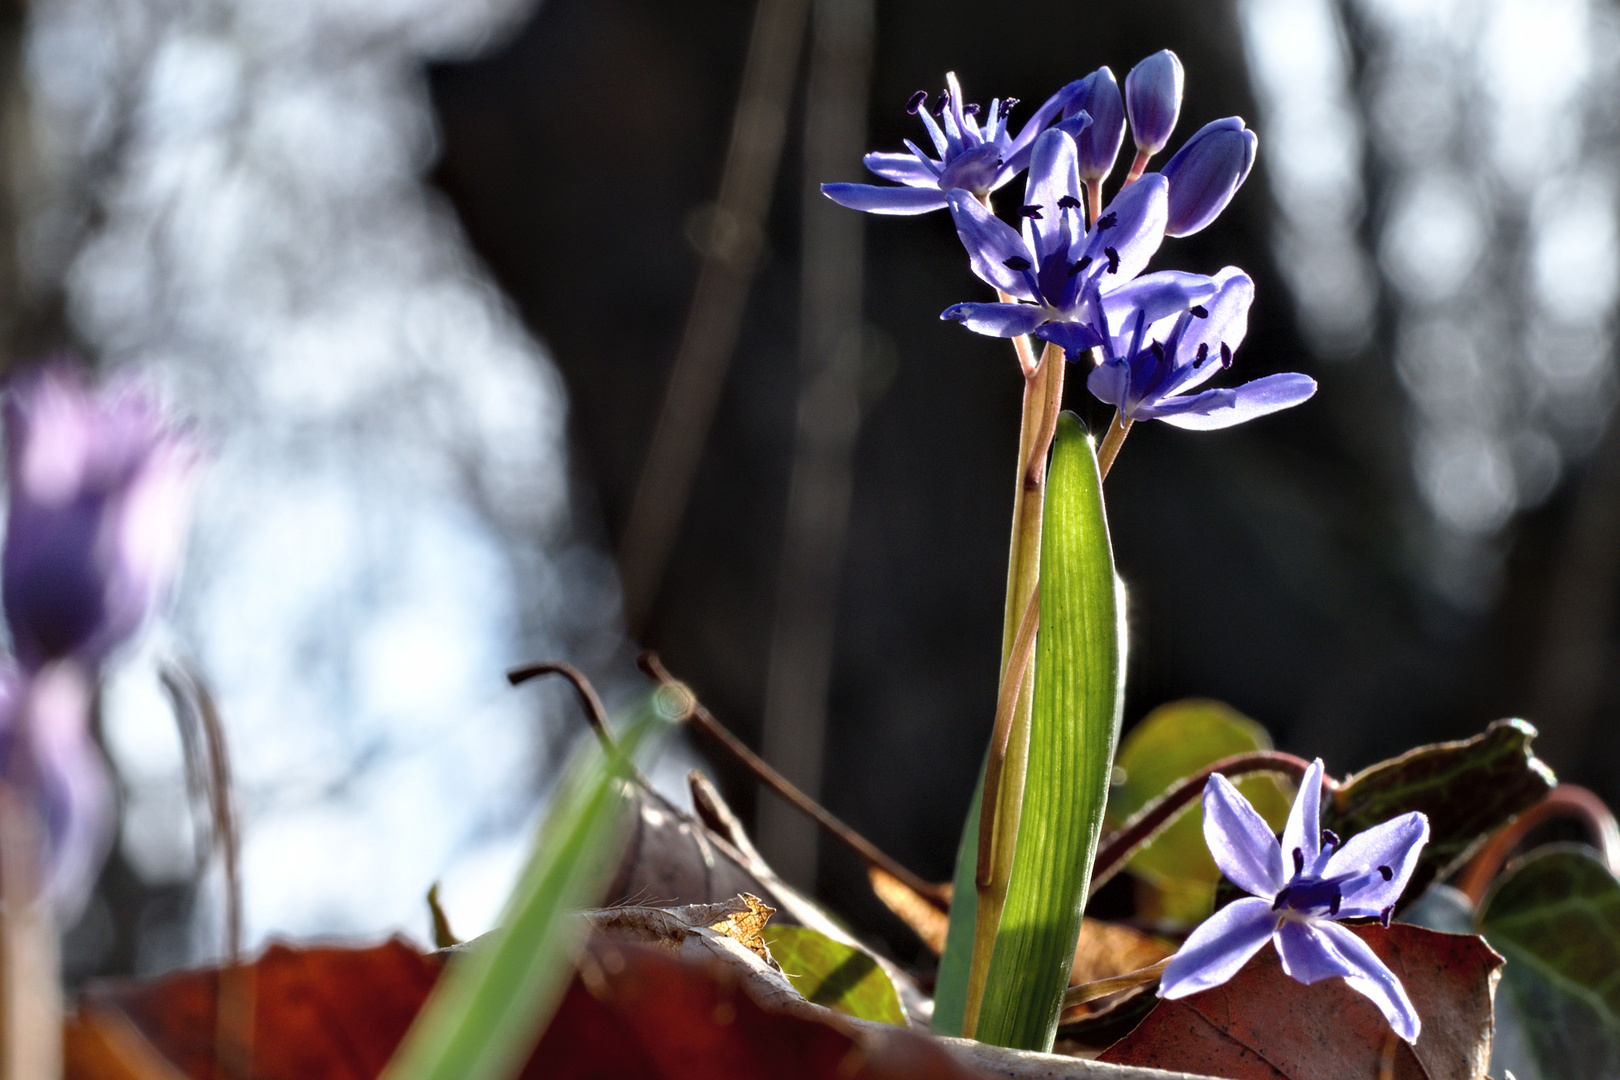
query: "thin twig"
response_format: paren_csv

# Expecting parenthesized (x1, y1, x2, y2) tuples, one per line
(977, 588, 1040, 886)
(1061, 957, 1170, 1009)
(1121, 149, 1151, 188)
(637, 651, 950, 909)
(1453, 784, 1620, 904)
(159, 663, 241, 965)
(1089, 751, 1318, 896)
(507, 661, 615, 752)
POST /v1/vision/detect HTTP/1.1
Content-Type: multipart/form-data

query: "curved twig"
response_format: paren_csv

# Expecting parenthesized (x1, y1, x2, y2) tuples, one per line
(1061, 957, 1170, 1009)
(1453, 784, 1620, 904)
(638, 652, 951, 910)
(1089, 751, 1319, 896)
(507, 661, 615, 752)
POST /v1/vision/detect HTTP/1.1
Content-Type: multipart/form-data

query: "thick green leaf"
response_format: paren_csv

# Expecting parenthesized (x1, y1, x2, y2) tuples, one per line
(762, 924, 907, 1027)
(1322, 718, 1555, 906)
(1107, 699, 1292, 924)
(381, 702, 666, 1080)
(1479, 845, 1620, 1080)
(973, 413, 1124, 1052)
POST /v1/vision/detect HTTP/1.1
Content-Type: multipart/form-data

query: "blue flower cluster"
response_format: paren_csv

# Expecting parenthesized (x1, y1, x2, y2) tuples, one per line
(823, 52, 1315, 432)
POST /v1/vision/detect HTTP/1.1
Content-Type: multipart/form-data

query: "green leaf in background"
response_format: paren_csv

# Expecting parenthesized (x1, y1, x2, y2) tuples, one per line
(1479, 845, 1620, 1080)
(1323, 718, 1555, 907)
(932, 769, 983, 1036)
(380, 699, 668, 1080)
(762, 925, 906, 1027)
(973, 412, 1123, 1052)
(1105, 699, 1292, 925)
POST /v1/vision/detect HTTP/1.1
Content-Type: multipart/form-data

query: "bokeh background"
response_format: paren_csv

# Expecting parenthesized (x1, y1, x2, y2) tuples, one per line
(7, 0, 1619, 979)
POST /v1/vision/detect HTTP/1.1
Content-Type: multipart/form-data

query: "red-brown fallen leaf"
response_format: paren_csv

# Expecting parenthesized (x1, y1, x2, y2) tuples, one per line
(66, 933, 991, 1080)
(72, 939, 439, 1080)
(1096, 923, 1501, 1080)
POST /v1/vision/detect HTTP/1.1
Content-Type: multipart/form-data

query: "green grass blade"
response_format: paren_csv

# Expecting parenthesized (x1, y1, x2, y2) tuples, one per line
(381, 701, 666, 1080)
(975, 412, 1124, 1051)
(932, 766, 983, 1035)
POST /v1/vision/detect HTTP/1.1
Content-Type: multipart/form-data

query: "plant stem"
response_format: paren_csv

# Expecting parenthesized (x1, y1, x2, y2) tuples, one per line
(1084, 180, 1102, 229)
(0, 784, 58, 1080)
(1453, 784, 1620, 903)
(636, 652, 951, 910)
(1061, 957, 1171, 1009)
(1122, 149, 1151, 187)
(976, 588, 1040, 886)
(962, 341, 1066, 1039)
(1095, 409, 1132, 480)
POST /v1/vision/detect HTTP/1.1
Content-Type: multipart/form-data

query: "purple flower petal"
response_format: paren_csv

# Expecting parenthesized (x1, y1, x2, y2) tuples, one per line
(1312, 919, 1423, 1042)
(26, 663, 110, 919)
(1160, 117, 1258, 237)
(1087, 357, 1131, 406)
(1159, 897, 1277, 999)
(1274, 918, 1360, 984)
(1065, 67, 1125, 182)
(938, 144, 1006, 197)
(1203, 772, 1287, 898)
(1280, 759, 1326, 875)
(1033, 320, 1104, 359)
(1022, 130, 1081, 264)
(1077, 174, 1168, 289)
(1101, 271, 1218, 332)
(1146, 373, 1318, 430)
(862, 152, 940, 187)
(1329, 812, 1430, 918)
(1125, 50, 1185, 156)
(821, 183, 951, 216)
(947, 190, 1039, 297)
(1156, 267, 1255, 399)
(941, 302, 1049, 338)
(1002, 77, 1088, 174)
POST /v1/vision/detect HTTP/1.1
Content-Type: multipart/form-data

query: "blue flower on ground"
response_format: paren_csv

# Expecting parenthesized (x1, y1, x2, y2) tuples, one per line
(1086, 267, 1316, 428)
(821, 73, 1088, 216)
(939, 127, 1215, 359)
(1159, 759, 1430, 1043)
(3, 366, 199, 671)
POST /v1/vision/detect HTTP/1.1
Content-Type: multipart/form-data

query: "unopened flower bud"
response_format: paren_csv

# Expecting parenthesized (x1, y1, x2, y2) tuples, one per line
(1125, 50, 1184, 157)
(1159, 117, 1257, 237)
(1062, 67, 1124, 183)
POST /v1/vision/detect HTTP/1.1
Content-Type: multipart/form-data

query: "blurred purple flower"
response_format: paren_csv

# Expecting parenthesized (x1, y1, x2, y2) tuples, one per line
(940, 128, 1214, 360)
(822, 72, 1089, 215)
(1158, 117, 1258, 237)
(1063, 67, 1125, 183)
(1124, 50, 1184, 157)
(3, 366, 198, 671)
(1087, 267, 1316, 428)
(1159, 759, 1430, 1043)
(0, 662, 109, 917)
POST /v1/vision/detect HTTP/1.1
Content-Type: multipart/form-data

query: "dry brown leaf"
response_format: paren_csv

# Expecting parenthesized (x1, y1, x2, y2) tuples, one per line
(868, 867, 950, 953)
(1069, 920, 1173, 986)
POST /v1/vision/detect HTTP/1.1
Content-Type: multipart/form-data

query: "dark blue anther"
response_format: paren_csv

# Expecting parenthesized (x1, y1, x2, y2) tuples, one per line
(905, 90, 928, 114)
(1104, 247, 1120, 274)
(1068, 256, 1092, 276)
(964, 103, 981, 116)
(1000, 98, 1019, 119)
(1272, 887, 1292, 911)
(1149, 341, 1166, 361)
(1220, 342, 1233, 368)
(1379, 865, 1393, 881)
(1292, 847, 1304, 875)
(1193, 342, 1210, 368)
(1003, 256, 1032, 272)
(1329, 891, 1341, 916)
(1189, 305, 1209, 318)
(1096, 211, 1118, 229)
(1057, 195, 1082, 210)
(1321, 829, 1340, 850)
(1019, 205, 1043, 219)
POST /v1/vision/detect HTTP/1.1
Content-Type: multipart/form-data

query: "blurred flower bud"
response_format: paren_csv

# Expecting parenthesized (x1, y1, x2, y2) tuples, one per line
(2, 366, 199, 671)
(1062, 67, 1125, 183)
(1159, 117, 1257, 237)
(1125, 50, 1184, 157)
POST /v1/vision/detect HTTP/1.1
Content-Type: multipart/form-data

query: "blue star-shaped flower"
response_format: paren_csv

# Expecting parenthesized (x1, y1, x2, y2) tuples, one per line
(1159, 759, 1430, 1043)
(938, 126, 1216, 359)
(821, 73, 1088, 216)
(1085, 266, 1317, 429)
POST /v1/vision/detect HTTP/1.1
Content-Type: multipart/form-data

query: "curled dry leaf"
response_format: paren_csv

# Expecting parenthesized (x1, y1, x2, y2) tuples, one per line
(1097, 924, 1502, 1080)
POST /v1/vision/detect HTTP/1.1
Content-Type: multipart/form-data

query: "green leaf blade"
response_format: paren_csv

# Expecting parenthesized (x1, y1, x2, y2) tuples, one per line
(763, 925, 907, 1026)
(975, 413, 1124, 1052)
(381, 703, 666, 1080)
